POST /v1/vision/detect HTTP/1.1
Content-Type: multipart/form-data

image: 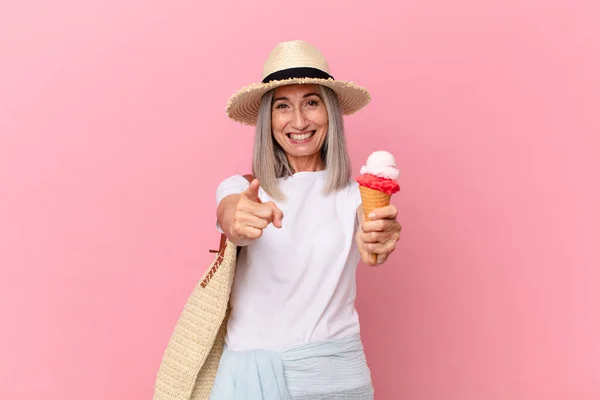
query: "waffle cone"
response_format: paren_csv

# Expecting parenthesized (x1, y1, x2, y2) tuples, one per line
(359, 185, 391, 217)
(359, 185, 392, 264)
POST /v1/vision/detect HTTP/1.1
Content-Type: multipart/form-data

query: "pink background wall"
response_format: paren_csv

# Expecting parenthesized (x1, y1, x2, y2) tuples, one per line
(1, 1, 598, 399)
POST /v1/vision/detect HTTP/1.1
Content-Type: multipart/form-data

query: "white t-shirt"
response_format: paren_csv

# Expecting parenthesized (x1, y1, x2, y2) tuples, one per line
(215, 170, 363, 352)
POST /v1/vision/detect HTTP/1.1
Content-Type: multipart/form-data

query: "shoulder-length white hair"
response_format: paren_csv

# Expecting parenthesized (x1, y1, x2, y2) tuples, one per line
(252, 85, 352, 200)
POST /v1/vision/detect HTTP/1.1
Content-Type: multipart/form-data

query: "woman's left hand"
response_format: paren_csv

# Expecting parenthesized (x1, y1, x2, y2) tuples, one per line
(356, 205, 402, 266)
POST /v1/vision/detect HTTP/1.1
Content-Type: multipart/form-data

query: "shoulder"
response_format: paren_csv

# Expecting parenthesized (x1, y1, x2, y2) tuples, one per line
(341, 179, 361, 205)
(329, 178, 362, 210)
(218, 174, 252, 188)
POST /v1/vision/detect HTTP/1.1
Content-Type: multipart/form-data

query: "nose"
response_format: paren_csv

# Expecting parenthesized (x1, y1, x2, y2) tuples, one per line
(291, 108, 309, 131)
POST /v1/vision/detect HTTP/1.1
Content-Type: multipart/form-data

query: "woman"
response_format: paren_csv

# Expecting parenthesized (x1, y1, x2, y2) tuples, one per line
(211, 40, 402, 399)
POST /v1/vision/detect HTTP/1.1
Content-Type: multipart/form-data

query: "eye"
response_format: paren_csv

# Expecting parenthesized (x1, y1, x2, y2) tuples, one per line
(306, 99, 320, 107)
(275, 103, 288, 109)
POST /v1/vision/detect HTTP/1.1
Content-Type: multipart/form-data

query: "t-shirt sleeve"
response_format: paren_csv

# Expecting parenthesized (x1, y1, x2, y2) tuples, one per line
(215, 175, 251, 233)
(216, 175, 251, 206)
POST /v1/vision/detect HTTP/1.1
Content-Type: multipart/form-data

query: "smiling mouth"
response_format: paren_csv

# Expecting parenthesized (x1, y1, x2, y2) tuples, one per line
(286, 131, 315, 141)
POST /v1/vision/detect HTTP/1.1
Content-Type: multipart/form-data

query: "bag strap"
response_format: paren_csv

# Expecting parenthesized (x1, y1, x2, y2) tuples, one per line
(202, 174, 254, 288)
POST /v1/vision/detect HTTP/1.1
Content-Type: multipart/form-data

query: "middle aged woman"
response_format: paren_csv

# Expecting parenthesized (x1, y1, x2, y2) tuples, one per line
(210, 40, 402, 399)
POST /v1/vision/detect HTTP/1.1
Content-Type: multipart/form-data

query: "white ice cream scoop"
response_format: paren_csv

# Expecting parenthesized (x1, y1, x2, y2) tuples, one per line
(360, 150, 400, 180)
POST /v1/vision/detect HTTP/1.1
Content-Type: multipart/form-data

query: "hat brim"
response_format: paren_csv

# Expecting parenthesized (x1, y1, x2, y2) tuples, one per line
(226, 77, 371, 126)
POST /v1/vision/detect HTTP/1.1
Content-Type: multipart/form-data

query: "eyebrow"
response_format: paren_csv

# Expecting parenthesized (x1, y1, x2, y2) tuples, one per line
(273, 93, 322, 102)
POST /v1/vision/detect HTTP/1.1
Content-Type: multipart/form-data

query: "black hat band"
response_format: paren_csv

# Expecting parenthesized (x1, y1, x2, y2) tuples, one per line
(262, 67, 334, 84)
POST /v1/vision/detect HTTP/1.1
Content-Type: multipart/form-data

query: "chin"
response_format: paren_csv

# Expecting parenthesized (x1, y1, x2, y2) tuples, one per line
(288, 148, 321, 157)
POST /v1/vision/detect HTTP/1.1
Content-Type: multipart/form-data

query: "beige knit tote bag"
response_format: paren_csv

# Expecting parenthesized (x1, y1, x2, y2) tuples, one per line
(152, 175, 253, 400)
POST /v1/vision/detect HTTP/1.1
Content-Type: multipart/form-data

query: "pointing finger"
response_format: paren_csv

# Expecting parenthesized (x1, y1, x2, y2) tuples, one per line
(242, 179, 262, 203)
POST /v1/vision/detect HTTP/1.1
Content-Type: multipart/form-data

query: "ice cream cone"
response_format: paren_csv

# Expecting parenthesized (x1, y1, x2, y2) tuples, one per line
(359, 185, 391, 264)
(356, 150, 401, 265)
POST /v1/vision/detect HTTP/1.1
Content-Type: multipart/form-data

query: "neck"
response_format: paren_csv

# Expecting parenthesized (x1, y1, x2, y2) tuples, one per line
(288, 154, 325, 173)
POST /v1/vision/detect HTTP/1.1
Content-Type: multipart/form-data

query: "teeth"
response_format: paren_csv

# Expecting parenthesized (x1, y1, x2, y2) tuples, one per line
(290, 132, 312, 141)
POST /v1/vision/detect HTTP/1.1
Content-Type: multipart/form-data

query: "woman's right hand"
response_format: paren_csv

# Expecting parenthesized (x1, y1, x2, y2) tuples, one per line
(232, 179, 284, 241)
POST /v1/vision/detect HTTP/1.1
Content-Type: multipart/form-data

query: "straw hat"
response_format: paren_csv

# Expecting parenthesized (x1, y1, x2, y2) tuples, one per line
(226, 40, 371, 125)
